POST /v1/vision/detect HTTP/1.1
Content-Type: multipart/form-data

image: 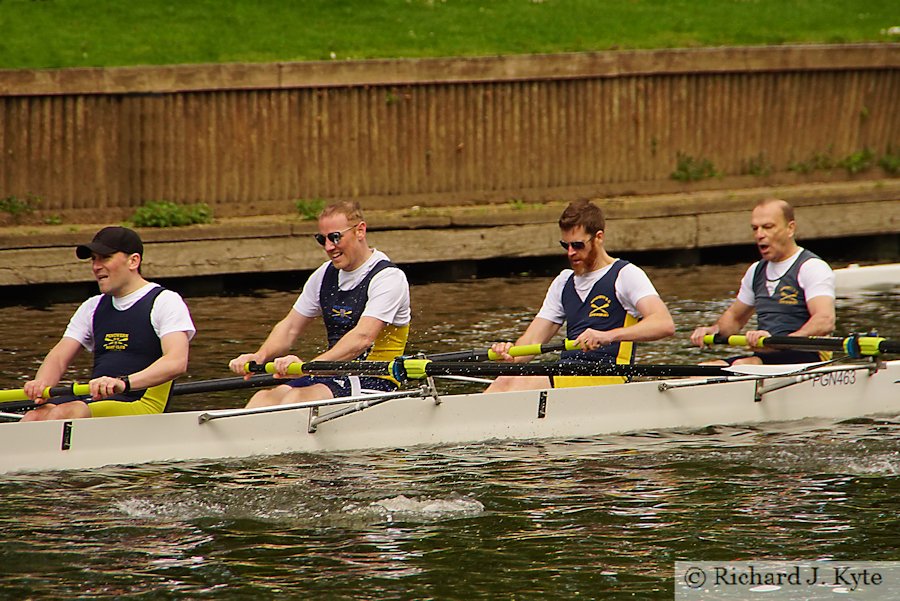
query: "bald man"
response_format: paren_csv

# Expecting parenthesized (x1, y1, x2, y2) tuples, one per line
(690, 198, 835, 365)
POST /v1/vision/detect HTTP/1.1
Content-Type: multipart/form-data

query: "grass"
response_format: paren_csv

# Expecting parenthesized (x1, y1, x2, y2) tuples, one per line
(0, 0, 897, 69)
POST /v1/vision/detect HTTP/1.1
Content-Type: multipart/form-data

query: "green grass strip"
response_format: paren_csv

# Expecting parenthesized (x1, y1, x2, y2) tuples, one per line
(1, 0, 897, 69)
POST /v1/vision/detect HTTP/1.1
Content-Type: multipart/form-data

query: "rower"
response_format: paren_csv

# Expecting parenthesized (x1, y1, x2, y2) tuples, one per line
(228, 200, 411, 408)
(21, 226, 195, 421)
(485, 198, 675, 391)
(689, 198, 836, 365)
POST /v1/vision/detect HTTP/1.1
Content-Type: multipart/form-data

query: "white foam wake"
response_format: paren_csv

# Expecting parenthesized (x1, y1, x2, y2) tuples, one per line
(343, 494, 485, 522)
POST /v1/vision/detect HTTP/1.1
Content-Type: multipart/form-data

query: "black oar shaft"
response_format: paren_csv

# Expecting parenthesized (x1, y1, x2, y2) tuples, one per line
(171, 374, 277, 395)
(710, 334, 898, 356)
(0, 400, 36, 413)
(424, 349, 489, 362)
(283, 360, 729, 379)
(421, 362, 730, 378)
(0, 375, 280, 413)
(426, 340, 571, 362)
(710, 334, 840, 351)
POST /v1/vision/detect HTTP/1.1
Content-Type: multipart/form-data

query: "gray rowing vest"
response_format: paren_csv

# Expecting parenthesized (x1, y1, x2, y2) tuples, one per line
(751, 249, 820, 336)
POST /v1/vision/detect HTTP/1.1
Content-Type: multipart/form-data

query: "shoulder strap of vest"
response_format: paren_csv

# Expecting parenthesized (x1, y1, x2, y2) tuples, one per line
(562, 271, 576, 295)
(95, 284, 166, 312)
(607, 258, 628, 275)
(753, 259, 768, 282)
(144, 285, 166, 303)
(364, 259, 397, 281)
(794, 248, 819, 266)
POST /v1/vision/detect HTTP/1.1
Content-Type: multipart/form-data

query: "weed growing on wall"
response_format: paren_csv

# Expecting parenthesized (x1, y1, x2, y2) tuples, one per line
(839, 148, 875, 174)
(130, 201, 213, 227)
(295, 199, 326, 220)
(0, 194, 40, 222)
(878, 146, 900, 176)
(671, 152, 718, 182)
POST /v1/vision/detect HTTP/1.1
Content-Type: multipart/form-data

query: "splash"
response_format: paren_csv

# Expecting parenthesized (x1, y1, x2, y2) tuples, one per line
(343, 494, 485, 522)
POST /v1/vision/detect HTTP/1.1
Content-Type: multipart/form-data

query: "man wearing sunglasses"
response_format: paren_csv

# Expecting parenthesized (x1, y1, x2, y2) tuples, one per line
(228, 201, 411, 407)
(486, 199, 675, 391)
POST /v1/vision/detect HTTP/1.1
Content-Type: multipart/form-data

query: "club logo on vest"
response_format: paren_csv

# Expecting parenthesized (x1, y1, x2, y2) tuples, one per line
(331, 305, 354, 322)
(589, 295, 611, 318)
(104, 332, 129, 351)
(778, 285, 800, 305)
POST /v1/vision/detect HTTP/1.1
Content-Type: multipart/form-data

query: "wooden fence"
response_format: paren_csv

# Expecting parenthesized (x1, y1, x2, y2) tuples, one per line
(1, 44, 898, 221)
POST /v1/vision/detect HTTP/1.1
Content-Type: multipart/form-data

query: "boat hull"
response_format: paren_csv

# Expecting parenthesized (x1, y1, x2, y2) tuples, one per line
(2, 360, 898, 474)
(834, 263, 900, 294)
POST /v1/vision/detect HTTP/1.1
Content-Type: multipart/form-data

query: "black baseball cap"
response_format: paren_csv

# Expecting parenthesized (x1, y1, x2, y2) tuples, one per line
(76, 226, 144, 260)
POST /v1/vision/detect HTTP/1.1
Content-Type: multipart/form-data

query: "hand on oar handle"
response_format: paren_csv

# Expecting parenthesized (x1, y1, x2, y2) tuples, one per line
(230, 353, 265, 379)
(23, 379, 53, 403)
(0, 382, 92, 404)
(488, 342, 517, 362)
(87, 376, 130, 400)
(486, 340, 579, 362)
(244, 359, 306, 377)
(573, 328, 617, 351)
(702, 334, 762, 349)
(690, 326, 720, 348)
(743, 330, 772, 349)
(271, 355, 303, 377)
(699, 331, 771, 349)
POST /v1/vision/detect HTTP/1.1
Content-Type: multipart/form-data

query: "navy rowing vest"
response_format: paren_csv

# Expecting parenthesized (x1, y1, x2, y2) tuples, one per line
(92, 286, 165, 401)
(559, 259, 637, 365)
(319, 260, 397, 360)
(752, 249, 819, 336)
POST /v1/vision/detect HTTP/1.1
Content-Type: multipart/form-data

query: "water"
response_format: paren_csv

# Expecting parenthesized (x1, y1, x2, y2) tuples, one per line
(1, 263, 898, 599)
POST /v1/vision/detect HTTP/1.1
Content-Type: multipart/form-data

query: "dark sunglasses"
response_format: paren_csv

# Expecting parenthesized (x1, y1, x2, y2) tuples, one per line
(559, 238, 593, 251)
(314, 224, 357, 246)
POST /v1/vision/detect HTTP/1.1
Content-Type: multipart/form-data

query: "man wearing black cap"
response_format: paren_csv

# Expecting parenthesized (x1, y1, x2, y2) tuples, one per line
(21, 226, 196, 421)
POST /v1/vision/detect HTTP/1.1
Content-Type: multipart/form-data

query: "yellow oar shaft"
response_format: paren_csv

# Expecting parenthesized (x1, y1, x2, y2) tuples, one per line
(246, 361, 306, 376)
(487, 339, 580, 360)
(0, 383, 91, 403)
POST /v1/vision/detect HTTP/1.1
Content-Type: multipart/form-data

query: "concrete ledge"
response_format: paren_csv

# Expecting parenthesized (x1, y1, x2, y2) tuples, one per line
(1, 181, 897, 286)
(4, 44, 896, 96)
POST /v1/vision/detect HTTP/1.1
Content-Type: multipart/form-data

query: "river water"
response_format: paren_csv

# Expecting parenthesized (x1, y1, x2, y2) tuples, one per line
(1, 263, 898, 599)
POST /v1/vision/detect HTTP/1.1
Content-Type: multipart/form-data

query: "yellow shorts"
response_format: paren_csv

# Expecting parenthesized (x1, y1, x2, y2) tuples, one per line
(551, 375, 627, 388)
(88, 382, 173, 417)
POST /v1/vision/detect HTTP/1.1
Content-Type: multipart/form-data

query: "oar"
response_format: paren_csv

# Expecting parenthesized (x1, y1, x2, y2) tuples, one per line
(0, 374, 278, 413)
(247, 359, 731, 381)
(425, 339, 580, 362)
(703, 333, 900, 357)
(0, 383, 91, 404)
(170, 374, 278, 394)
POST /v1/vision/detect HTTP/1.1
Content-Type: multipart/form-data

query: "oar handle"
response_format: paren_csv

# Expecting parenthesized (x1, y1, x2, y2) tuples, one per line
(428, 339, 579, 362)
(245, 361, 306, 376)
(0, 383, 91, 403)
(486, 339, 580, 361)
(704, 334, 762, 348)
(702, 333, 895, 357)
